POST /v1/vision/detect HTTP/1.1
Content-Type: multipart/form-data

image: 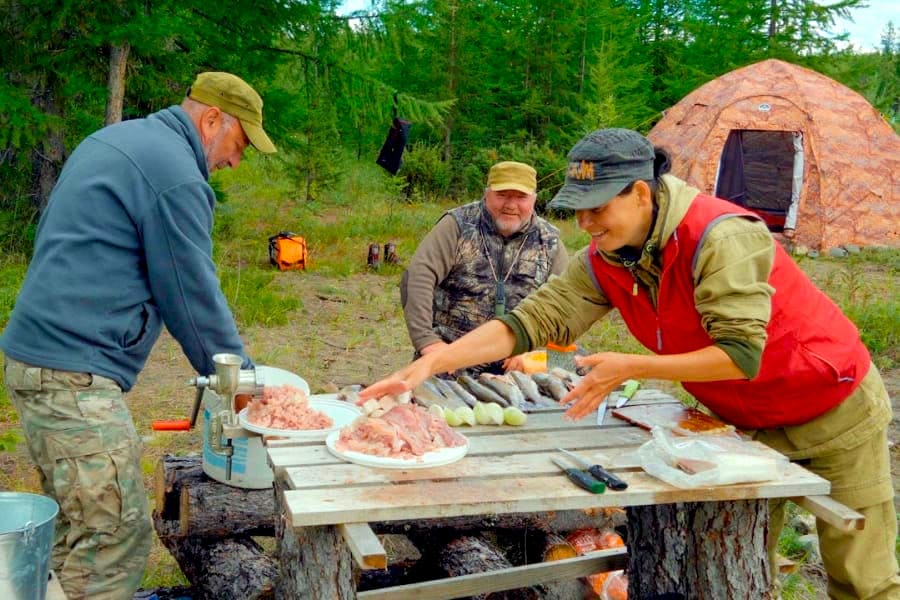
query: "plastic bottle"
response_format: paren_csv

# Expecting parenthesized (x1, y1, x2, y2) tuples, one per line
(546, 342, 577, 372)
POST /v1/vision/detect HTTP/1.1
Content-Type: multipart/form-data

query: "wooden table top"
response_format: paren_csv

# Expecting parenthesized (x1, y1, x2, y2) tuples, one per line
(266, 390, 830, 528)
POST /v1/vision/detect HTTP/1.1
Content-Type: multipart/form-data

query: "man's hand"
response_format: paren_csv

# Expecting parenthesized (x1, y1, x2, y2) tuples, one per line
(561, 352, 637, 421)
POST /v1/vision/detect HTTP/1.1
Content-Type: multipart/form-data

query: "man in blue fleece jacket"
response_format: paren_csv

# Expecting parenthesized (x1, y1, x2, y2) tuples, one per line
(1, 71, 276, 600)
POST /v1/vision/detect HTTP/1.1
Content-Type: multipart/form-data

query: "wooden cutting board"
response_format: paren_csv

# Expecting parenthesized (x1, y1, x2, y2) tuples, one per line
(611, 403, 736, 436)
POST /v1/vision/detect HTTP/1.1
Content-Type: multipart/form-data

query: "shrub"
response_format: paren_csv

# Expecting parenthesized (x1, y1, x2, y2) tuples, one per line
(399, 142, 451, 201)
(452, 141, 567, 212)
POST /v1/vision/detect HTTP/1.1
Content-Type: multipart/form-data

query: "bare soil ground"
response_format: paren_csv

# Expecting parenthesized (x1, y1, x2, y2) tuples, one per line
(1, 266, 897, 592)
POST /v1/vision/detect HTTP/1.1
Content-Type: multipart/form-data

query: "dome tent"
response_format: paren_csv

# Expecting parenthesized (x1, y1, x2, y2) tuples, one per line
(648, 59, 898, 251)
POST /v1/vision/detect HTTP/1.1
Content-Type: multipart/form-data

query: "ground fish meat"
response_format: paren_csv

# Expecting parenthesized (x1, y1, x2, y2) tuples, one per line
(246, 385, 333, 430)
(336, 404, 466, 459)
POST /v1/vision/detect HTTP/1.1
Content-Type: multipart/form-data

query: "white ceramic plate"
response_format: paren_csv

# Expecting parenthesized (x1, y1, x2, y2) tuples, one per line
(325, 429, 468, 469)
(238, 394, 362, 440)
(255, 365, 310, 394)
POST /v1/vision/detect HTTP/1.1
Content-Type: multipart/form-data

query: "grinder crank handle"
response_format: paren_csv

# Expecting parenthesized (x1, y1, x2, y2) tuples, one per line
(189, 385, 204, 428)
(151, 385, 205, 432)
(151, 419, 191, 431)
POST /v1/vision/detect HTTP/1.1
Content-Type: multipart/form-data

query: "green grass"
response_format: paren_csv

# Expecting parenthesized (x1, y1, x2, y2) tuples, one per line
(811, 250, 900, 369)
(0, 154, 897, 595)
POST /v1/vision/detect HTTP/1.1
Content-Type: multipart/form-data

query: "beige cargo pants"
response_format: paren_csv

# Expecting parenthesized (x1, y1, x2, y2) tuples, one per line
(755, 364, 900, 600)
(4, 357, 151, 600)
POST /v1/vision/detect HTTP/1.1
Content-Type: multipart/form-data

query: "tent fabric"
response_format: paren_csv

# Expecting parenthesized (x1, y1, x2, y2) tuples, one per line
(648, 59, 899, 250)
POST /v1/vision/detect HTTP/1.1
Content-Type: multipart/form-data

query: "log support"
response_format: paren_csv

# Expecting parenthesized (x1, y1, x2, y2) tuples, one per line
(274, 478, 357, 599)
(152, 513, 276, 599)
(626, 500, 773, 599)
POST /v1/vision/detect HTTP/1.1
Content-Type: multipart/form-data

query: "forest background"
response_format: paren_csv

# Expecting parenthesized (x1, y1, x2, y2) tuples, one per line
(0, 0, 898, 596)
(1, 0, 898, 241)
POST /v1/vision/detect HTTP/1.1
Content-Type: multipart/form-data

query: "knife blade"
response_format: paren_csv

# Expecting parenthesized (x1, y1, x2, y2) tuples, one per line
(596, 397, 608, 426)
(557, 448, 629, 491)
(549, 456, 606, 494)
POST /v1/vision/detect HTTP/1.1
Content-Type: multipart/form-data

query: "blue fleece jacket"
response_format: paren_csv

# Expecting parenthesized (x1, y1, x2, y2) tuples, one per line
(0, 106, 251, 391)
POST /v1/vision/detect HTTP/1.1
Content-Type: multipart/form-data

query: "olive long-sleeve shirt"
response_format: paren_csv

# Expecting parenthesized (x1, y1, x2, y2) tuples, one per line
(500, 175, 775, 379)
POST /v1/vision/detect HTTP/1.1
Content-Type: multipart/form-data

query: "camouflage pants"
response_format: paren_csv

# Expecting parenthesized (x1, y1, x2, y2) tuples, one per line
(4, 357, 151, 600)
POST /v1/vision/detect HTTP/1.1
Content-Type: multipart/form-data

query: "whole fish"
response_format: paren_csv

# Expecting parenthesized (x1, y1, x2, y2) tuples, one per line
(413, 379, 446, 409)
(430, 377, 468, 409)
(457, 375, 509, 407)
(337, 384, 362, 404)
(508, 370, 544, 404)
(445, 379, 478, 408)
(549, 367, 583, 390)
(479, 373, 526, 409)
(532, 372, 569, 402)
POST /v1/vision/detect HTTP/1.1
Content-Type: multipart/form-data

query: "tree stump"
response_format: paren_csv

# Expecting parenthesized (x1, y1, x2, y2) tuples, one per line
(375, 506, 624, 535)
(153, 513, 277, 599)
(438, 535, 543, 600)
(626, 500, 773, 599)
(274, 479, 357, 599)
(155, 454, 274, 537)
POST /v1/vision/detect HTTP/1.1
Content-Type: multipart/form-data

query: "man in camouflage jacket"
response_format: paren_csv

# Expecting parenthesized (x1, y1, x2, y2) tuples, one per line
(401, 161, 568, 375)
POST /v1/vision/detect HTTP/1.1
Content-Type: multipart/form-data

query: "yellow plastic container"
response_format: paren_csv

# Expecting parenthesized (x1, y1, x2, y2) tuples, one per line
(520, 350, 547, 374)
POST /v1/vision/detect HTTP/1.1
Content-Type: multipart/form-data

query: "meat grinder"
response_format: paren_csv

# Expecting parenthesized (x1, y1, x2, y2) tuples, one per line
(191, 353, 267, 488)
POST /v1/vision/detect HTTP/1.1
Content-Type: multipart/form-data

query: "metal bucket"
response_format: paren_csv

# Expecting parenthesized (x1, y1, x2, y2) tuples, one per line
(0, 492, 59, 600)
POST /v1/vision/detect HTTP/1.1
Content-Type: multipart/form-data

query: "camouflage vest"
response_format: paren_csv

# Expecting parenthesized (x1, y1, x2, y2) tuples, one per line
(433, 201, 561, 347)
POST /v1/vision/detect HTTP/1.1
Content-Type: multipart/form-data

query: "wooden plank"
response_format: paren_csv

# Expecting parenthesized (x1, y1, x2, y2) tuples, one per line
(339, 522, 387, 570)
(285, 449, 641, 490)
(285, 465, 829, 527)
(792, 495, 866, 531)
(269, 427, 651, 473)
(282, 438, 791, 490)
(356, 548, 628, 600)
(265, 396, 678, 452)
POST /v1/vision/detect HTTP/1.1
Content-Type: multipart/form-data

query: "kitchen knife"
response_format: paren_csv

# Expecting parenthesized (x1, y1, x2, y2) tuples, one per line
(596, 397, 608, 426)
(557, 448, 629, 491)
(549, 456, 606, 494)
(615, 379, 641, 409)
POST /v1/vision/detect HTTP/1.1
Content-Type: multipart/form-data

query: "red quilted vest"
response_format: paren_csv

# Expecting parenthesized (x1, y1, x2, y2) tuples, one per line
(587, 194, 870, 429)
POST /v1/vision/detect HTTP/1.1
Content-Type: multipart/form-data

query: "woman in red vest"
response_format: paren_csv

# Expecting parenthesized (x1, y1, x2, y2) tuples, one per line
(362, 128, 898, 599)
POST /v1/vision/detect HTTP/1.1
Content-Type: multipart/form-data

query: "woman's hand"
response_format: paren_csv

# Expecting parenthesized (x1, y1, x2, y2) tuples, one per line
(359, 355, 436, 401)
(561, 352, 638, 421)
(420, 341, 449, 356)
(502, 354, 526, 372)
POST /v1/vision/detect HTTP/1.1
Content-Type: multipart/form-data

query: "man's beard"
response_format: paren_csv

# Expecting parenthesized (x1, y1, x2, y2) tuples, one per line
(495, 214, 527, 236)
(203, 121, 232, 172)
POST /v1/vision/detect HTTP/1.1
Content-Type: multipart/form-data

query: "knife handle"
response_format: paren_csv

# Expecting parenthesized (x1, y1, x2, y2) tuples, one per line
(564, 468, 606, 494)
(587, 466, 628, 491)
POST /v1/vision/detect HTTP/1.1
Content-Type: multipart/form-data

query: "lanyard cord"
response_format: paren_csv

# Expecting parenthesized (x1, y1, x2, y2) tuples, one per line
(481, 226, 531, 285)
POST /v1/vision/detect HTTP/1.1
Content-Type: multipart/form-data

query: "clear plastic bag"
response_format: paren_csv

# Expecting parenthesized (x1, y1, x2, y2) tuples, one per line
(636, 426, 788, 488)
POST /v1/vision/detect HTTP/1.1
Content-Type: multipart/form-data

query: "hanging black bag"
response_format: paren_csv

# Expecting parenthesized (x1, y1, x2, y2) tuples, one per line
(376, 93, 411, 175)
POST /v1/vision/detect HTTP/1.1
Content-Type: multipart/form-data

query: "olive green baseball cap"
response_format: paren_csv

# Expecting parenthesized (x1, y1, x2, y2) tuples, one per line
(188, 72, 277, 154)
(487, 161, 537, 194)
(548, 128, 654, 210)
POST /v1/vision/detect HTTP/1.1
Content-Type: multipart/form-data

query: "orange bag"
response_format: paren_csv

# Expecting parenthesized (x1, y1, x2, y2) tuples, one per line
(565, 528, 626, 598)
(268, 232, 308, 271)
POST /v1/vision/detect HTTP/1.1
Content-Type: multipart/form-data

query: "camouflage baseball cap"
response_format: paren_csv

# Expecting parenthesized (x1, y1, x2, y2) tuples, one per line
(487, 161, 537, 194)
(549, 128, 654, 210)
(188, 72, 277, 154)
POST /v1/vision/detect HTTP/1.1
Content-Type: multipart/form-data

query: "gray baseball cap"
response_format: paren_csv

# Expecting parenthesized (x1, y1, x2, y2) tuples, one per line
(549, 128, 655, 210)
